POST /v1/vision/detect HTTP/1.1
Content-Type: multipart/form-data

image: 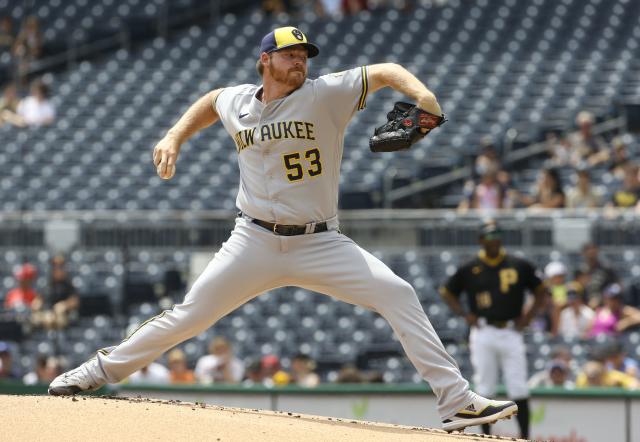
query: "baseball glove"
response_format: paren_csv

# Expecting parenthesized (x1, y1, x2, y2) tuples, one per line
(369, 102, 447, 152)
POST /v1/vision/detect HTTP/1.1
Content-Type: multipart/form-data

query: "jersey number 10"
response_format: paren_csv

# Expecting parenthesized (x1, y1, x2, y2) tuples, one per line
(283, 148, 322, 182)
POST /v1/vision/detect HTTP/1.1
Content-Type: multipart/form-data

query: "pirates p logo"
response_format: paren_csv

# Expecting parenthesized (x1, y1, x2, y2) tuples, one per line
(292, 29, 304, 41)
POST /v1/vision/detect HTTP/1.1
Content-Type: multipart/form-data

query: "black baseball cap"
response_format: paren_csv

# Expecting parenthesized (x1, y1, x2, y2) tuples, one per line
(259, 26, 319, 58)
(479, 221, 502, 240)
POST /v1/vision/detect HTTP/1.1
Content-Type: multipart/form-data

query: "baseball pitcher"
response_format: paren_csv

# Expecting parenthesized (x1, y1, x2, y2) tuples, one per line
(49, 26, 516, 432)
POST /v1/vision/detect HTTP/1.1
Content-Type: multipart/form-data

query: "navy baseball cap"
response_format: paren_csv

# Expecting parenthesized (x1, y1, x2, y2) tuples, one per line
(603, 283, 623, 299)
(259, 26, 319, 58)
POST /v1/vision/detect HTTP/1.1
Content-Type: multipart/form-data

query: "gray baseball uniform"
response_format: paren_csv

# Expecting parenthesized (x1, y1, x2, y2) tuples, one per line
(82, 66, 474, 419)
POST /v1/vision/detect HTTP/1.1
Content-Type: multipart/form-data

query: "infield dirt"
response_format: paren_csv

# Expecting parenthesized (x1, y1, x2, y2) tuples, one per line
(1, 395, 525, 441)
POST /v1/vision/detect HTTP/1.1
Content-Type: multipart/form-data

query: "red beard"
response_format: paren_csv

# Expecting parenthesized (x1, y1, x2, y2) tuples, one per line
(268, 62, 306, 88)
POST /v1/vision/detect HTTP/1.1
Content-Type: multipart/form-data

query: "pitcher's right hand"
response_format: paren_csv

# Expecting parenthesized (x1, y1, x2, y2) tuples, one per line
(153, 136, 180, 180)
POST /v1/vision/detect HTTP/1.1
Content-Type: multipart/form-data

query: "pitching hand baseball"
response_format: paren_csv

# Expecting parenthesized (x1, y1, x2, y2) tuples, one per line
(153, 136, 180, 180)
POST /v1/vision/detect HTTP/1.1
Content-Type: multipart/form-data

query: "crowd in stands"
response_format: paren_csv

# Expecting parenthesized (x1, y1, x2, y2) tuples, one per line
(1, 243, 639, 391)
(0, 14, 55, 128)
(0, 15, 42, 80)
(522, 242, 640, 391)
(0, 254, 382, 388)
(262, 0, 426, 17)
(0, 77, 56, 128)
(534, 243, 640, 341)
(3, 257, 79, 331)
(528, 340, 639, 390)
(458, 111, 640, 213)
(0, 331, 373, 388)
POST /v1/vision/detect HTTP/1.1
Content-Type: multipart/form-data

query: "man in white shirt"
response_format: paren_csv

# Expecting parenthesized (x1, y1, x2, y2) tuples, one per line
(128, 362, 170, 385)
(17, 79, 55, 126)
(195, 337, 244, 384)
(558, 288, 595, 340)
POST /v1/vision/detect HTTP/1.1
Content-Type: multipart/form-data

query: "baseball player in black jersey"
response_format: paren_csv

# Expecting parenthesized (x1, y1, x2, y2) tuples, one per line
(439, 221, 548, 439)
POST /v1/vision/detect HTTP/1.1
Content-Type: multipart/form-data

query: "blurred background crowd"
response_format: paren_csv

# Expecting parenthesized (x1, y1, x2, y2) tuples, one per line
(1, 242, 639, 391)
(0, 14, 55, 129)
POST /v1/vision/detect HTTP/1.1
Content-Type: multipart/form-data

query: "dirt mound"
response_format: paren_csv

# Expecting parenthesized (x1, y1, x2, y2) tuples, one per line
(1, 395, 524, 441)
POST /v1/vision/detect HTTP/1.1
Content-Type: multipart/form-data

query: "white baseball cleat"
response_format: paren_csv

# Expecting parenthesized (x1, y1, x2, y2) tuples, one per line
(442, 394, 518, 432)
(48, 360, 104, 396)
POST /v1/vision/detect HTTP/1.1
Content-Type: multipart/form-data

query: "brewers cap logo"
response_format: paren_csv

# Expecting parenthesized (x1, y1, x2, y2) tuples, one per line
(259, 26, 320, 58)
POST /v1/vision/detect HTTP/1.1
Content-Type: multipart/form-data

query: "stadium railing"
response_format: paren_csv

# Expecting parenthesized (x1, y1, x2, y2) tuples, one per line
(1, 209, 638, 250)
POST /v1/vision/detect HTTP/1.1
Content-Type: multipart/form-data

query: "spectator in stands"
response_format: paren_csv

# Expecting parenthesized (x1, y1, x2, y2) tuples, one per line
(0, 341, 19, 379)
(262, 0, 294, 15)
(566, 169, 602, 209)
(528, 360, 574, 389)
(343, 0, 369, 14)
(557, 286, 595, 340)
(607, 162, 640, 210)
(194, 336, 244, 384)
(315, 0, 343, 17)
(261, 354, 290, 387)
(546, 132, 573, 167)
(127, 362, 170, 385)
(589, 283, 640, 337)
(241, 359, 264, 386)
(550, 344, 576, 367)
(567, 111, 609, 167)
(458, 162, 505, 212)
(31, 255, 79, 330)
(545, 261, 569, 308)
(4, 263, 41, 311)
(608, 136, 632, 181)
(544, 261, 569, 334)
(579, 243, 617, 305)
(0, 82, 26, 127)
(0, 16, 14, 54)
(576, 360, 638, 389)
(520, 168, 565, 209)
(537, 261, 567, 334)
(548, 345, 579, 382)
(474, 139, 501, 179)
(334, 364, 383, 383)
(290, 353, 320, 387)
(572, 269, 591, 295)
(335, 364, 365, 383)
(167, 348, 196, 384)
(16, 78, 55, 126)
(604, 341, 638, 379)
(12, 15, 42, 61)
(22, 355, 63, 385)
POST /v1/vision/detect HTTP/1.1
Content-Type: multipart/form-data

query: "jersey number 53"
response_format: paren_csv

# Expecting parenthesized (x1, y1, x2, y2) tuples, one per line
(283, 148, 322, 182)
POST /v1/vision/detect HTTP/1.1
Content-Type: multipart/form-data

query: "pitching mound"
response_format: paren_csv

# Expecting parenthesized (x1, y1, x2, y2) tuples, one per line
(1, 395, 523, 441)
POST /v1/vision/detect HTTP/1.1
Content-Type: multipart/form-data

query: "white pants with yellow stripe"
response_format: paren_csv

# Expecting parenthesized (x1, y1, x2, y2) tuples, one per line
(469, 320, 529, 400)
(89, 217, 473, 419)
